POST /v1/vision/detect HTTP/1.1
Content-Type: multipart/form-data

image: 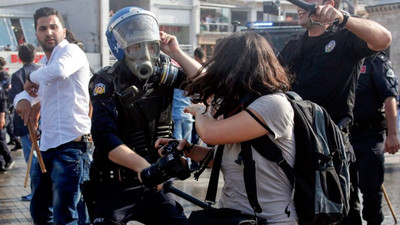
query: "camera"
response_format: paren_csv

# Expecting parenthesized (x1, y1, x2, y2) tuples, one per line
(140, 140, 196, 188)
(161, 139, 181, 155)
(154, 63, 182, 86)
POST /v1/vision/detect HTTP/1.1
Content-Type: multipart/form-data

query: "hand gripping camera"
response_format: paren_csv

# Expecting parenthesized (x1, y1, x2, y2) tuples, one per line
(140, 140, 197, 188)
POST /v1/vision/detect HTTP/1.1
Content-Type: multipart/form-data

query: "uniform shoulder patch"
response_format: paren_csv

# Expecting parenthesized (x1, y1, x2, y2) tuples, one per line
(386, 69, 395, 78)
(93, 83, 106, 96)
(89, 71, 114, 100)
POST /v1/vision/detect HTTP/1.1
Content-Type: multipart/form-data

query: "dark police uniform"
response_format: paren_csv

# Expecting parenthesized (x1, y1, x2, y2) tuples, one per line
(279, 29, 374, 124)
(350, 52, 398, 225)
(278, 27, 376, 225)
(88, 55, 188, 225)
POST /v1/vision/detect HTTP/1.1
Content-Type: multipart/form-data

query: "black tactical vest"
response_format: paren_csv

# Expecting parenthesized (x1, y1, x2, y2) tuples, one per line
(96, 62, 175, 163)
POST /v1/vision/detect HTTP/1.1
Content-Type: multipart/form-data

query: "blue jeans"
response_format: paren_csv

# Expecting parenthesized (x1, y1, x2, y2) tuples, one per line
(20, 134, 36, 183)
(20, 134, 33, 164)
(30, 142, 87, 225)
(77, 147, 93, 225)
(173, 119, 193, 142)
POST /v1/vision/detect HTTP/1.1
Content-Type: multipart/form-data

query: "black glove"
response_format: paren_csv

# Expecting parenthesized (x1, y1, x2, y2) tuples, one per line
(140, 140, 191, 188)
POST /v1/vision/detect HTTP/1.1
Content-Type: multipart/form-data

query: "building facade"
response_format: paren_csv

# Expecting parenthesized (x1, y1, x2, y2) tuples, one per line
(0, 0, 397, 75)
(0, 0, 109, 74)
(365, 0, 400, 76)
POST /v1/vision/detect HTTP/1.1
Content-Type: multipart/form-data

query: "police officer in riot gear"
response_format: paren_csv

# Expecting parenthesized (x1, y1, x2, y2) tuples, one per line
(349, 51, 400, 225)
(87, 7, 201, 225)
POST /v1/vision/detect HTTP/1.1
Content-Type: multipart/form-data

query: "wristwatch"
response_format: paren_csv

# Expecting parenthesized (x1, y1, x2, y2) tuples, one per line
(339, 10, 350, 27)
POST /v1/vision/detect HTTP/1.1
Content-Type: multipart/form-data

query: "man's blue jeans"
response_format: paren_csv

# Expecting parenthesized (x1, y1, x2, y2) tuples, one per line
(77, 147, 92, 225)
(20, 134, 33, 163)
(20, 134, 36, 185)
(173, 119, 193, 142)
(30, 142, 87, 225)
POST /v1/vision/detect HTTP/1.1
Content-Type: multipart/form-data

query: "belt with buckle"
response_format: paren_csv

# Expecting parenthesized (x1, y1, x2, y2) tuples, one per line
(74, 134, 92, 142)
(92, 166, 142, 187)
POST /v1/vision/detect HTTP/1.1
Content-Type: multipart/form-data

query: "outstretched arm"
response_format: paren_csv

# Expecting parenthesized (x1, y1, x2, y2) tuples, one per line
(344, 16, 391, 51)
(314, 2, 391, 51)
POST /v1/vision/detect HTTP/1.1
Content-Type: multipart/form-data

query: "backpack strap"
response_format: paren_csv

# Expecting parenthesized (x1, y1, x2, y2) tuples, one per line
(247, 136, 295, 187)
(245, 109, 273, 134)
(205, 145, 225, 204)
(246, 98, 314, 192)
(241, 141, 263, 213)
(244, 109, 294, 187)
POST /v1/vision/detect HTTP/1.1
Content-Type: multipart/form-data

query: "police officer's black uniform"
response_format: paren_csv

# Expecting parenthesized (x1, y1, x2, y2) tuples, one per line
(88, 54, 188, 225)
(350, 52, 398, 225)
(279, 29, 375, 124)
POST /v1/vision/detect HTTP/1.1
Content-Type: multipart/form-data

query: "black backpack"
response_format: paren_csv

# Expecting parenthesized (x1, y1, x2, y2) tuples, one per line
(241, 91, 351, 224)
(204, 91, 351, 225)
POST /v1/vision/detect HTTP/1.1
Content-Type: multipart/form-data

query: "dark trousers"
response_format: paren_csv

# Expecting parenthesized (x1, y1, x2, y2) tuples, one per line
(0, 127, 12, 166)
(90, 175, 188, 225)
(341, 131, 385, 225)
(6, 110, 16, 142)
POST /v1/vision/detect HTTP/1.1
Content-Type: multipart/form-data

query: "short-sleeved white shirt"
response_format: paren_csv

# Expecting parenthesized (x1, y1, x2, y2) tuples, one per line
(218, 93, 297, 224)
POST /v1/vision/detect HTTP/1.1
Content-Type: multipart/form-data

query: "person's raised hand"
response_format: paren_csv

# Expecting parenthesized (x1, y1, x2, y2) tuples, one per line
(160, 31, 180, 56)
(184, 103, 206, 118)
(23, 80, 39, 97)
(15, 99, 32, 126)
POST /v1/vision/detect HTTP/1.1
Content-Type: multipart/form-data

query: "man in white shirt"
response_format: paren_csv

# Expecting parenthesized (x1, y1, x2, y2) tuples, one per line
(14, 7, 91, 225)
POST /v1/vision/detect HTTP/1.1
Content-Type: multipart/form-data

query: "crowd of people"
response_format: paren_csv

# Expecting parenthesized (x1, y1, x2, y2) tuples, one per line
(0, 2, 398, 225)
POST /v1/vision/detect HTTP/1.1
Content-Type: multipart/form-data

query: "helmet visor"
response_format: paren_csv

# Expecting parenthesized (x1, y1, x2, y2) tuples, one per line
(125, 41, 160, 60)
(113, 14, 160, 49)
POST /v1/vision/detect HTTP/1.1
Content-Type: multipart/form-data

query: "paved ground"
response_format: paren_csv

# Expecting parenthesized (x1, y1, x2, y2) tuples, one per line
(1, 146, 399, 225)
(0, 149, 32, 225)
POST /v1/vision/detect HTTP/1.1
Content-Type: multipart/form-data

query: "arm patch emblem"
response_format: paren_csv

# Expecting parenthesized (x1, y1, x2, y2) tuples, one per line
(386, 69, 395, 78)
(93, 83, 106, 96)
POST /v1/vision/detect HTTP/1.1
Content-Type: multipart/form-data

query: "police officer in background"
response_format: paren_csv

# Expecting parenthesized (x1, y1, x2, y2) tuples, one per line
(349, 51, 400, 225)
(87, 7, 201, 225)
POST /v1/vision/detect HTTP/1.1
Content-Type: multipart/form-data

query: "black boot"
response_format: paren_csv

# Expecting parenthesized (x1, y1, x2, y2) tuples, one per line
(11, 139, 22, 151)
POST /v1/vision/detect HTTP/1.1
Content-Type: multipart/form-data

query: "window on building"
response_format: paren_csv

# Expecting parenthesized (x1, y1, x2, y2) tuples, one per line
(200, 8, 230, 24)
(0, 17, 17, 50)
(159, 25, 190, 44)
(201, 8, 217, 24)
(20, 18, 37, 46)
(11, 18, 25, 46)
(218, 8, 230, 23)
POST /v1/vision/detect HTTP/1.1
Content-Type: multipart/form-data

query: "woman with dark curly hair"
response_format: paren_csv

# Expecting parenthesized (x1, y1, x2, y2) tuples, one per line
(156, 31, 297, 224)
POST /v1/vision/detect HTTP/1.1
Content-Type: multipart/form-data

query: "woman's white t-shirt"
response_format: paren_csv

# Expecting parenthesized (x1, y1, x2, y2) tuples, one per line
(218, 93, 297, 224)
